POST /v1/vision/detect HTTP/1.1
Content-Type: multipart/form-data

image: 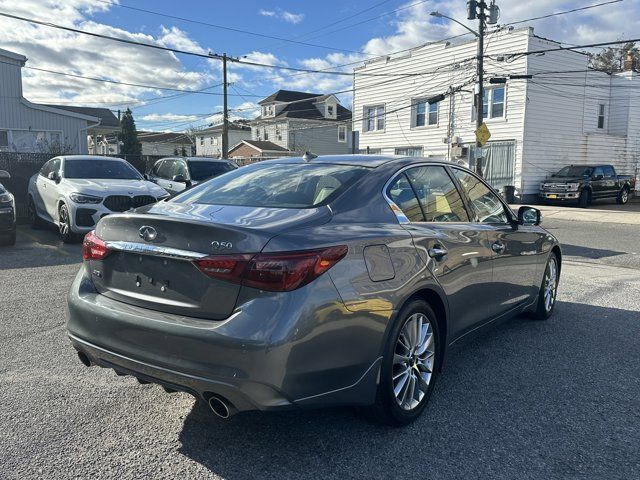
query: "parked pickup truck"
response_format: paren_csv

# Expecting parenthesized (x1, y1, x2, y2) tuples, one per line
(539, 164, 635, 208)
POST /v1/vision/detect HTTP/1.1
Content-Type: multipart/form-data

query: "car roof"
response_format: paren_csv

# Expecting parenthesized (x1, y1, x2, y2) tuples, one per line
(260, 154, 450, 168)
(158, 157, 233, 163)
(60, 155, 126, 162)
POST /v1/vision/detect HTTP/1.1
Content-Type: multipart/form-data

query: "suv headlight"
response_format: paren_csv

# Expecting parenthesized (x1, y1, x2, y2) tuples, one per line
(0, 192, 13, 204)
(539, 183, 547, 190)
(566, 183, 580, 191)
(70, 193, 103, 204)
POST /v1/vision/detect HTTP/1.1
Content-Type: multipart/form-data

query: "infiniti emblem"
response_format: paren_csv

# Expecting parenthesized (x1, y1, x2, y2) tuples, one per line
(139, 225, 158, 242)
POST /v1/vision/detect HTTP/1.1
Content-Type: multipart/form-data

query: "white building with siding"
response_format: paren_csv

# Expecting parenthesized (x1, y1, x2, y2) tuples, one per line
(353, 28, 640, 200)
(0, 48, 97, 154)
(195, 123, 252, 157)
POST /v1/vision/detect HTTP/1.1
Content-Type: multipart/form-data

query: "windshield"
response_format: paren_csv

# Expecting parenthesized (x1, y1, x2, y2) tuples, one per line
(188, 161, 236, 181)
(173, 163, 368, 208)
(64, 159, 143, 180)
(554, 166, 594, 177)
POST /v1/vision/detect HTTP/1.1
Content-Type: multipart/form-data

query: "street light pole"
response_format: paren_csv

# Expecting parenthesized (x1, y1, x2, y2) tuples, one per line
(222, 53, 229, 159)
(475, 2, 486, 178)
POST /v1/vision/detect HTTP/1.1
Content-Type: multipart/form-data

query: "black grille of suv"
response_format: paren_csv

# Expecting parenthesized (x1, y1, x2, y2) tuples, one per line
(104, 195, 157, 212)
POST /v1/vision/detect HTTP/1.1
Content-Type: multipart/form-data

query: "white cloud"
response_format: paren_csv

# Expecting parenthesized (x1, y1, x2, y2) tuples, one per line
(140, 113, 201, 122)
(258, 8, 305, 24)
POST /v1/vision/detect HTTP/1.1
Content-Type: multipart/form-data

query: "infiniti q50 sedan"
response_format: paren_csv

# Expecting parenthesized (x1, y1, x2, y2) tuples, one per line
(67, 155, 561, 426)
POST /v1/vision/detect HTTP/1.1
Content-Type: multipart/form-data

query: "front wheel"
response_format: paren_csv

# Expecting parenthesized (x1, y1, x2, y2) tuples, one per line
(532, 253, 559, 320)
(367, 300, 440, 426)
(58, 203, 78, 243)
(617, 188, 630, 205)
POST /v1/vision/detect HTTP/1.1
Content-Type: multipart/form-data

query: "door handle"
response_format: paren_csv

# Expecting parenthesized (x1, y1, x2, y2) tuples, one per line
(492, 242, 506, 254)
(428, 245, 448, 260)
(168, 183, 172, 188)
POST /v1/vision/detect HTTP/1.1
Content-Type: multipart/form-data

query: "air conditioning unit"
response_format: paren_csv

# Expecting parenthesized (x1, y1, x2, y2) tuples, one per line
(442, 137, 450, 144)
(450, 146, 463, 158)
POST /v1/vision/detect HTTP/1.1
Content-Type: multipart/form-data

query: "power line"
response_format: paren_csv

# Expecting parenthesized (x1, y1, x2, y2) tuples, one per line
(505, 0, 624, 26)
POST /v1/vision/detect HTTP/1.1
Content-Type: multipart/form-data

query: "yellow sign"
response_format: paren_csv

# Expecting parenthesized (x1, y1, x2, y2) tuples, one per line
(475, 122, 491, 146)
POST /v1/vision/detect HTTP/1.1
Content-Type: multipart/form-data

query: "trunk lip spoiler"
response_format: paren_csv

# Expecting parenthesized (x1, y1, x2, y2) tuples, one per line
(104, 241, 208, 261)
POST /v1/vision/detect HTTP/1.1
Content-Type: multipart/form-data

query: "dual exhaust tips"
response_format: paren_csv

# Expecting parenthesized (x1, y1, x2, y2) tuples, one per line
(77, 351, 236, 419)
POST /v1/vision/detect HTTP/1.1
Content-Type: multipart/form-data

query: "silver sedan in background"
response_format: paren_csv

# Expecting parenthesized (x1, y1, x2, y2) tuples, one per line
(67, 155, 561, 426)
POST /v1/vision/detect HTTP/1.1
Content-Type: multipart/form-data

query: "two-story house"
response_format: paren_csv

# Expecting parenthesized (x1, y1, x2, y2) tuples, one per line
(245, 90, 353, 158)
(195, 122, 252, 157)
(353, 27, 640, 201)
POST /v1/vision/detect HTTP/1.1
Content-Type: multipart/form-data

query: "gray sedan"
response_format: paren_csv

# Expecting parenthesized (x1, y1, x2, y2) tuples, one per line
(67, 155, 561, 426)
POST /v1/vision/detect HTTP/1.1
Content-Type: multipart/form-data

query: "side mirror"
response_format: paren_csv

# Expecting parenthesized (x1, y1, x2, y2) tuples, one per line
(48, 171, 59, 182)
(172, 174, 186, 183)
(0, 170, 10, 179)
(143, 173, 149, 180)
(518, 206, 541, 226)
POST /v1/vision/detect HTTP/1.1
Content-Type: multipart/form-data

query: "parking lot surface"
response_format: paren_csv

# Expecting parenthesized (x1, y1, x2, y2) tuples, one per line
(1, 216, 639, 479)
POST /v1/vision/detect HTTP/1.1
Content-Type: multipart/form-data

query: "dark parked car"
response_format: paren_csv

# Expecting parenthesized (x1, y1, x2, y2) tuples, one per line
(539, 164, 635, 208)
(146, 157, 238, 196)
(68, 155, 561, 426)
(0, 170, 16, 246)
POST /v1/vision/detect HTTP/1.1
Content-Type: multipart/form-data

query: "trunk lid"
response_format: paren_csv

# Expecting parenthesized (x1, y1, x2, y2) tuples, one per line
(90, 202, 332, 319)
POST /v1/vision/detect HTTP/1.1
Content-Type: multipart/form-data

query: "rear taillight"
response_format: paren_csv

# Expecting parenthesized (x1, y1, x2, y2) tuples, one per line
(194, 245, 348, 292)
(82, 231, 111, 260)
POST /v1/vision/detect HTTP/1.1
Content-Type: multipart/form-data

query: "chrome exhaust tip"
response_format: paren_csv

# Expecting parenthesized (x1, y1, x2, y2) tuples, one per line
(77, 351, 92, 367)
(208, 395, 233, 419)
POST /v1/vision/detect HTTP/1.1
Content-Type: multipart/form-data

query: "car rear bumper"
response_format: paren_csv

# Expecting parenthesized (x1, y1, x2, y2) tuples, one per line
(67, 268, 387, 413)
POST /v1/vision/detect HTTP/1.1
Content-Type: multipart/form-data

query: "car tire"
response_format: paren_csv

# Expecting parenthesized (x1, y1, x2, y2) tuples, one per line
(58, 203, 78, 243)
(616, 188, 630, 205)
(367, 299, 440, 426)
(28, 196, 45, 229)
(532, 253, 559, 320)
(578, 190, 590, 208)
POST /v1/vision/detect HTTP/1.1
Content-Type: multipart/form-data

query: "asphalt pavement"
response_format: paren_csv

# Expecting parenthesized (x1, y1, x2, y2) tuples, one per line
(0, 212, 639, 480)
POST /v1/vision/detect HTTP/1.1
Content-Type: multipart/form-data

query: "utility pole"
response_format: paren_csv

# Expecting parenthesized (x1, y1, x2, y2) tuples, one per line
(474, 1, 486, 177)
(222, 53, 229, 159)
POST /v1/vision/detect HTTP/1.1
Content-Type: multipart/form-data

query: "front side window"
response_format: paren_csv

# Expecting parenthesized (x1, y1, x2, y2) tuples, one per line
(475, 87, 506, 120)
(593, 167, 604, 178)
(364, 105, 385, 132)
(64, 159, 142, 180)
(603, 165, 615, 177)
(174, 163, 368, 208)
(452, 168, 509, 223)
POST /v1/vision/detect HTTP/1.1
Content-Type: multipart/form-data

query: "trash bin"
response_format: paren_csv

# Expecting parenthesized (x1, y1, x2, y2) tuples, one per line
(504, 185, 516, 204)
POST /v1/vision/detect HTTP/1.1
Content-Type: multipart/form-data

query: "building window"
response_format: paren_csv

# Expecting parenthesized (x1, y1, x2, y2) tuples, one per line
(363, 105, 385, 132)
(414, 99, 439, 127)
(275, 124, 282, 141)
(597, 104, 606, 129)
(338, 125, 347, 143)
(211, 137, 218, 145)
(474, 87, 506, 120)
(395, 147, 423, 157)
(263, 127, 269, 141)
(327, 105, 334, 117)
(200, 137, 204, 146)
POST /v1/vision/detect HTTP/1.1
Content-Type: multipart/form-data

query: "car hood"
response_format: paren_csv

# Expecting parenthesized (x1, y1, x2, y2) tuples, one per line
(544, 176, 586, 183)
(64, 178, 167, 197)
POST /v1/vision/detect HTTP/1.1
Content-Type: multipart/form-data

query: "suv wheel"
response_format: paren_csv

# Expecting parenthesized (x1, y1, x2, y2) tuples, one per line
(368, 299, 440, 426)
(532, 253, 559, 320)
(617, 188, 629, 205)
(578, 190, 590, 208)
(58, 203, 77, 243)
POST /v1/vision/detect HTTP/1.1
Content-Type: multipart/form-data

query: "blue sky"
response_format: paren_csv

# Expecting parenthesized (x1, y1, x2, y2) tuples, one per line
(0, 0, 638, 132)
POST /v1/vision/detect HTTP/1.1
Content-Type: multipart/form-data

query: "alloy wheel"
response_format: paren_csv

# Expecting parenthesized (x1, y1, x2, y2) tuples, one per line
(544, 257, 558, 313)
(59, 205, 70, 236)
(621, 190, 628, 203)
(392, 313, 435, 411)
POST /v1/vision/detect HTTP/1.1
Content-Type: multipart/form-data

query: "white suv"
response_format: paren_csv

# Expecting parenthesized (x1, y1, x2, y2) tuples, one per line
(27, 155, 169, 242)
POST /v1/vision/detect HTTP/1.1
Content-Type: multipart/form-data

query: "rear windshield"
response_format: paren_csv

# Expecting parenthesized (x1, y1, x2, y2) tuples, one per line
(188, 161, 236, 181)
(173, 163, 368, 208)
(554, 166, 594, 177)
(64, 159, 142, 180)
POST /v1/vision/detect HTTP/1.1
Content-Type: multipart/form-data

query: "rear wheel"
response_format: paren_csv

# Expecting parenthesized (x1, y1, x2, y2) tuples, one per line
(28, 197, 45, 228)
(58, 203, 78, 243)
(533, 253, 559, 320)
(617, 188, 630, 205)
(368, 299, 440, 426)
(578, 190, 590, 208)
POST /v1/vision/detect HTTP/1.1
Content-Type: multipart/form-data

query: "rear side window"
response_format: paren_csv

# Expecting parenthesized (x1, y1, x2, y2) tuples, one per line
(452, 168, 509, 224)
(173, 163, 368, 208)
(188, 161, 236, 181)
(387, 175, 423, 222)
